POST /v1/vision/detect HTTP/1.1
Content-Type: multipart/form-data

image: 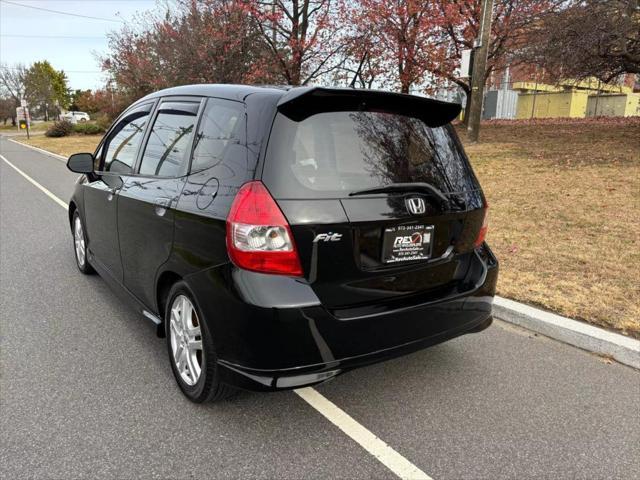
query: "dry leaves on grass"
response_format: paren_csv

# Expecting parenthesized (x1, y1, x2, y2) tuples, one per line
(461, 119, 640, 338)
(16, 134, 101, 158)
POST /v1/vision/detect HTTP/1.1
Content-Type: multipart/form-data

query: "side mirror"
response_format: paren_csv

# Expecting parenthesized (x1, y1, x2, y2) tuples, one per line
(67, 153, 94, 174)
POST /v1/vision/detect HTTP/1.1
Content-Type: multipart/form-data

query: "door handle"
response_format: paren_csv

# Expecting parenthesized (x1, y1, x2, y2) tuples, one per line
(106, 187, 119, 201)
(154, 197, 172, 216)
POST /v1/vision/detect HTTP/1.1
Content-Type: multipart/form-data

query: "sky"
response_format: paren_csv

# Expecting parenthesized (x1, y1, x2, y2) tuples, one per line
(0, 0, 168, 90)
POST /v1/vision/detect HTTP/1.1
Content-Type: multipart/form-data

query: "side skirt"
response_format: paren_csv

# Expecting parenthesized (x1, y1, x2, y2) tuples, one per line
(88, 251, 165, 337)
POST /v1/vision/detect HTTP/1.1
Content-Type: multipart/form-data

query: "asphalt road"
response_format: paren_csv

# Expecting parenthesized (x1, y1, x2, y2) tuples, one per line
(1, 136, 639, 480)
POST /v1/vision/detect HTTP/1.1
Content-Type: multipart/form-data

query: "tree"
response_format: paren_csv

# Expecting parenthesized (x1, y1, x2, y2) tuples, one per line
(248, 0, 346, 85)
(346, 0, 447, 93)
(69, 89, 87, 111)
(103, 0, 276, 102)
(336, 48, 382, 89)
(71, 88, 126, 119)
(70, 89, 101, 113)
(0, 63, 27, 119)
(24, 61, 69, 121)
(516, 0, 640, 82)
(0, 97, 16, 125)
(433, 0, 559, 119)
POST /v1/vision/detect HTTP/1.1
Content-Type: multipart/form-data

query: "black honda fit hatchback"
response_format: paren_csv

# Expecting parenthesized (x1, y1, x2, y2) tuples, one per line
(66, 85, 498, 402)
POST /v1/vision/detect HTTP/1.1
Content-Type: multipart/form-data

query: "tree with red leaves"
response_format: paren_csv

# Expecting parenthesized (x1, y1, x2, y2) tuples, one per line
(346, 0, 448, 94)
(516, 0, 640, 82)
(71, 88, 128, 119)
(249, 1, 346, 85)
(345, 0, 558, 104)
(432, 0, 560, 115)
(102, 0, 276, 102)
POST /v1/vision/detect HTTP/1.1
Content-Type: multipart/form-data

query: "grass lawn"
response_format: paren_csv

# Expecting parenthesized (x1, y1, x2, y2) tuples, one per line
(13, 119, 640, 337)
(14, 133, 101, 157)
(459, 119, 640, 338)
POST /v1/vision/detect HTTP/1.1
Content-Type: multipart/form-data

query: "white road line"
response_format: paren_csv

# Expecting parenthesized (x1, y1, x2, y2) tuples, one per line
(295, 387, 432, 480)
(1, 148, 433, 480)
(0, 154, 68, 209)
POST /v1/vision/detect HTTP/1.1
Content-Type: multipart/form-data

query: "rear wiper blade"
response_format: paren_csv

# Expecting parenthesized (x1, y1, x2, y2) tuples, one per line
(349, 182, 450, 207)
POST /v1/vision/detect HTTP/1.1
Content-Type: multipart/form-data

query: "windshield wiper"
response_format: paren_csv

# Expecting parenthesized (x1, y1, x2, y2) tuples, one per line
(349, 182, 450, 208)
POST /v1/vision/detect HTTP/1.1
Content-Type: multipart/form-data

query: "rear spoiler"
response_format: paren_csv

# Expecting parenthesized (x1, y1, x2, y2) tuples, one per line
(276, 87, 461, 127)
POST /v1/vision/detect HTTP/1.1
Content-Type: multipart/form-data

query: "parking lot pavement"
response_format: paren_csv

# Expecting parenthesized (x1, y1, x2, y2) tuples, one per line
(2, 136, 639, 479)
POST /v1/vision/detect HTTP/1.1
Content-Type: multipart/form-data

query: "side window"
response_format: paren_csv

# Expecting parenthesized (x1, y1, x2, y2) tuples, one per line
(100, 104, 152, 174)
(138, 101, 199, 177)
(191, 98, 244, 173)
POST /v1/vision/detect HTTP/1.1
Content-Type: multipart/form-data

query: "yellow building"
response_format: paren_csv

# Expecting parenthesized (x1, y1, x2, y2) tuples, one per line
(587, 93, 640, 117)
(516, 91, 589, 119)
(512, 79, 639, 119)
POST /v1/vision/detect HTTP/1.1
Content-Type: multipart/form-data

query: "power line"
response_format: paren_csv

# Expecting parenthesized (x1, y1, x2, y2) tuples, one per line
(0, 0, 125, 23)
(1, 34, 106, 40)
(0, 65, 102, 74)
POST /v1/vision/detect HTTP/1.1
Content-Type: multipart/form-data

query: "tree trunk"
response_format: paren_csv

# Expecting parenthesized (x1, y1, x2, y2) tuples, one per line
(290, 0, 301, 85)
(290, 62, 301, 86)
(462, 87, 472, 126)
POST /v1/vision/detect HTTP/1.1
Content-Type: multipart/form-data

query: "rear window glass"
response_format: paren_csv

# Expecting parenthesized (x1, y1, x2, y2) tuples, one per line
(262, 111, 479, 199)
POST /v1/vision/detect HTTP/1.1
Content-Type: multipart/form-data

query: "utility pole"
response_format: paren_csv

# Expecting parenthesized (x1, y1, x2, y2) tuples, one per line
(466, 0, 493, 143)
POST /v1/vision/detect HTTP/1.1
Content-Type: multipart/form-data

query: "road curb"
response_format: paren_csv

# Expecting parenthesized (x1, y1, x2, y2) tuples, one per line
(493, 296, 640, 370)
(6, 137, 67, 163)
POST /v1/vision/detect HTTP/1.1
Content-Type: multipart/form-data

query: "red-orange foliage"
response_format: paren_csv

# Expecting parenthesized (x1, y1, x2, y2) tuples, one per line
(248, 0, 346, 85)
(102, 0, 277, 102)
(100, 0, 562, 102)
(346, 0, 448, 93)
(433, 0, 560, 95)
(73, 89, 127, 119)
(345, 0, 557, 96)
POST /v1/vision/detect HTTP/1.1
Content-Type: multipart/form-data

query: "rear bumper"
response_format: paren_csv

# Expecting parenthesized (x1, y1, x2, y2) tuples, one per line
(218, 314, 494, 391)
(186, 244, 498, 391)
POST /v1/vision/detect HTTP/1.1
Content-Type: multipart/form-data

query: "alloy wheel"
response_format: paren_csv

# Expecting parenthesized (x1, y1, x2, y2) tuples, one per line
(74, 216, 86, 267)
(169, 295, 203, 386)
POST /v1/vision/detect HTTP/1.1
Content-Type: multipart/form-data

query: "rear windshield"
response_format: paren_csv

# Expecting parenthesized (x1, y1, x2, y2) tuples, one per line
(262, 111, 479, 199)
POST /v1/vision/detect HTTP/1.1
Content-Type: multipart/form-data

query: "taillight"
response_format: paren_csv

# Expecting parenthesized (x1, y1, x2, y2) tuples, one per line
(226, 181, 303, 276)
(474, 206, 489, 247)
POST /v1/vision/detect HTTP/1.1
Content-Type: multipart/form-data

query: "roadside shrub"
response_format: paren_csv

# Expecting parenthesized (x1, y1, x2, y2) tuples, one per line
(95, 113, 113, 132)
(45, 120, 73, 137)
(73, 122, 105, 135)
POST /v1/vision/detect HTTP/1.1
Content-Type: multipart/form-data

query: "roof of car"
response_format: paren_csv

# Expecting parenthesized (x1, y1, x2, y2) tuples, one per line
(136, 84, 462, 125)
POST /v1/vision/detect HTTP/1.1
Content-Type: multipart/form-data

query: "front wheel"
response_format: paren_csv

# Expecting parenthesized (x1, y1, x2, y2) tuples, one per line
(72, 211, 94, 274)
(165, 282, 235, 402)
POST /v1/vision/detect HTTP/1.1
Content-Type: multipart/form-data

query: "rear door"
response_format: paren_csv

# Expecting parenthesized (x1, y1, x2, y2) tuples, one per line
(262, 101, 486, 311)
(117, 98, 202, 309)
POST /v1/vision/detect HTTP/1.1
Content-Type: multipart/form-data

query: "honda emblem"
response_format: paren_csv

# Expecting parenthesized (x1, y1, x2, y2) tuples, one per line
(406, 197, 426, 215)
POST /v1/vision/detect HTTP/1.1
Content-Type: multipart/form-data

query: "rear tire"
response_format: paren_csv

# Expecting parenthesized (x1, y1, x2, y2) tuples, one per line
(164, 281, 235, 403)
(72, 211, 94, 274)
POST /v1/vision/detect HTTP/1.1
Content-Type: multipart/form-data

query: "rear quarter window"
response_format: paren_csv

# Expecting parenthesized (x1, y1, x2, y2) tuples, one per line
(191, 98, 245, 173)
(262, 111, 480, 199)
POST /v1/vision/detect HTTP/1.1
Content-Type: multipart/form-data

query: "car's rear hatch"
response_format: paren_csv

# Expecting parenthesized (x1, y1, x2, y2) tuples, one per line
(261, 88, 487, 315)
